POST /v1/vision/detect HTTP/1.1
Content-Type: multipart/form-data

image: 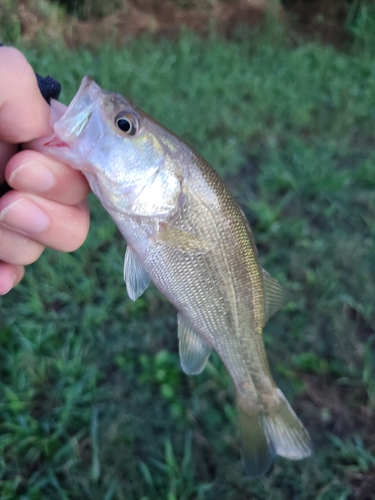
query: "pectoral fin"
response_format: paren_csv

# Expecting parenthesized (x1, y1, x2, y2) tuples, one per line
(262, 269, 288, 324)
(156, 224, 211, 253)
(178, 313, 211, 375)
(124, 247, 150, 301)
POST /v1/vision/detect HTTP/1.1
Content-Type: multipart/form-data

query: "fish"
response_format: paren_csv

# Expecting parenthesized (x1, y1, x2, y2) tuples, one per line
(32, 76, 312, 477)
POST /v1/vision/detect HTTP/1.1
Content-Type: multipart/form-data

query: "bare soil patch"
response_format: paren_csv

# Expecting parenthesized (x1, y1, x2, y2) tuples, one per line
(8, 0, 355, 47)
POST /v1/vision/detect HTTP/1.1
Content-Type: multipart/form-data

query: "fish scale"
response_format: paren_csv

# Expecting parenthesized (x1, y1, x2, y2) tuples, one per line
(31, 76, 313, 476)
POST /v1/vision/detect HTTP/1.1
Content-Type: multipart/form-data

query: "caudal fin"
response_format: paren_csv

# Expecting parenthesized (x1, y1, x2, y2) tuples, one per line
(237, 388, 313, 477)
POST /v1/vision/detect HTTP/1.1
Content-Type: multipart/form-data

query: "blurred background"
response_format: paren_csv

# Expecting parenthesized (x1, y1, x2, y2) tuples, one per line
(0, 1, 375, 498)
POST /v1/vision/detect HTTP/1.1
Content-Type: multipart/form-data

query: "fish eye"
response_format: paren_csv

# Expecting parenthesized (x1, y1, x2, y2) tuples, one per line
(115, 113, 139, 135)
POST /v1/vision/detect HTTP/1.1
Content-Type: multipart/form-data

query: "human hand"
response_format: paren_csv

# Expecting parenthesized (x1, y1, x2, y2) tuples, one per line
(0, 47, 90, 295)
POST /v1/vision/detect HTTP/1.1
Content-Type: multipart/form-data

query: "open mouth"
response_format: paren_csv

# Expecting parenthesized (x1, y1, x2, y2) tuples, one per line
(43, 136, 70, 149)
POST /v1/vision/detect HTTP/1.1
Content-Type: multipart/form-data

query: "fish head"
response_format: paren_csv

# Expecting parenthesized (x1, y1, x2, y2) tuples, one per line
(35, 76, 180, 216)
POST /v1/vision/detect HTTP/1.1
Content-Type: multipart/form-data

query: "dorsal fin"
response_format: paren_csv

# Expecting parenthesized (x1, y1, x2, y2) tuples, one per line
(178, 313, 211, 375)
(124, 247, 150, 301)
(262, 269, 288, 324)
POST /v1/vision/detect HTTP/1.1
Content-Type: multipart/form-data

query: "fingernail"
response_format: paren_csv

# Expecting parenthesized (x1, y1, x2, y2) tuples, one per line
(0, 198, 49, 233)
(8, 160, 56, 192)
(1, 273, 16, 295)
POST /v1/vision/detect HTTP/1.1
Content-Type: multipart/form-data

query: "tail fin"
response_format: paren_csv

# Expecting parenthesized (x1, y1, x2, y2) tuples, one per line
(237, 388, 313, 477)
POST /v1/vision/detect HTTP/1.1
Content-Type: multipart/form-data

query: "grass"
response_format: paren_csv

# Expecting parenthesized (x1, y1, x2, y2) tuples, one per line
(0, 23, 375, 499)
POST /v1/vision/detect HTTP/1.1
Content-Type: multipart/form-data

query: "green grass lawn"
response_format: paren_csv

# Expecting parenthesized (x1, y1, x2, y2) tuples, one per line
(0, 25, 375, 499)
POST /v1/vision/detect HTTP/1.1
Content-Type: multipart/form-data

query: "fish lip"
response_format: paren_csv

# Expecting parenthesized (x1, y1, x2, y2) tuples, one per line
(53, 76, 102, 143)
(68, 76, 102, 108)
(42, 135, 70, 149)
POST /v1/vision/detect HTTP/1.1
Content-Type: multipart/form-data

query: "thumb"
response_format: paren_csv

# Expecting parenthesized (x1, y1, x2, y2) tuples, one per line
(0, 47, 52, 143)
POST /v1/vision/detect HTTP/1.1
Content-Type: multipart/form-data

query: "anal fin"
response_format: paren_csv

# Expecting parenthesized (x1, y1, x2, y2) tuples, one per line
(178, 313, 211, 375)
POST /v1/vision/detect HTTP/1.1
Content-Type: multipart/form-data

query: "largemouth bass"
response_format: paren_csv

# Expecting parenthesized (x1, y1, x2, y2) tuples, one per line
(33, 77, 312, 476)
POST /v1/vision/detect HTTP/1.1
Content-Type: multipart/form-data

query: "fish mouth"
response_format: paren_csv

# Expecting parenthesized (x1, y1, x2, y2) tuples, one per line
(53, 76, 102, 144)
(42, 136, 70, 149)
(27, 77, 104, 168)
(65, 76, 102, 113)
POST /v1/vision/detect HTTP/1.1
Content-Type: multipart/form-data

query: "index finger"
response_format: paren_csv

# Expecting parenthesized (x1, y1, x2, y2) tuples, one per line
(0, 47, 52, 143)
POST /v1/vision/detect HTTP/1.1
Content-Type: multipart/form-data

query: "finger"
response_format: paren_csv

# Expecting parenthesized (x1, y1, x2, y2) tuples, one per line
(0, 47, 52, 143)
(6, 149, 90, 206)
(0, 262, 25, 295)
(0, 141, 17, 184)
(0, 224, 44, 265)
(0, 191, 90, 252)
